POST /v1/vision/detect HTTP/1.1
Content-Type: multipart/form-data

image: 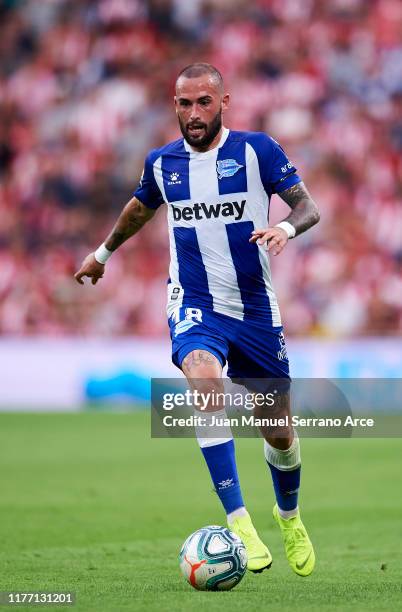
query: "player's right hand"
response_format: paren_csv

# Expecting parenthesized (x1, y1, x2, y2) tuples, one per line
(74, 253, 105, 285)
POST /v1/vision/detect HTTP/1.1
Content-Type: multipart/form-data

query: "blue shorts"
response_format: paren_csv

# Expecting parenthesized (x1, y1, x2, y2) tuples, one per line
(168, 308, 290, 380)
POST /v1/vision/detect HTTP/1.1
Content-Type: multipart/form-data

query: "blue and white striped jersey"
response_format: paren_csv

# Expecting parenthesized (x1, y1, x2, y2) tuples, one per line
(134, 128, 301, 327)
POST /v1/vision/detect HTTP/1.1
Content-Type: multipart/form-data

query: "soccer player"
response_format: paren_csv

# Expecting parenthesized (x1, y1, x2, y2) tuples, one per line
(75, 63, 320, 576)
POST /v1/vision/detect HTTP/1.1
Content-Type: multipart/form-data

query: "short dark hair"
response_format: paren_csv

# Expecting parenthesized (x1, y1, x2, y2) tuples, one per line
(176, 63, 223, 90)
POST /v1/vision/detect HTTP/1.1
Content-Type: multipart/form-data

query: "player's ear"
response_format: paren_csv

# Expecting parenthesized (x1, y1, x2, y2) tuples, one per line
(174, 95, 178, 114)
(221, 93, 230, 112)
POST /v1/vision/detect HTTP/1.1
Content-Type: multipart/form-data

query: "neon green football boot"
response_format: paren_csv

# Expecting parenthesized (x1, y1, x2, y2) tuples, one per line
(273, 504, 315, 576)
(228, 512, 272, 573)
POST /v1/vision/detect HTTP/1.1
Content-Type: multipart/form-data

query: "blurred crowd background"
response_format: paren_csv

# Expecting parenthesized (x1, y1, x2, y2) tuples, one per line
(0, 0, 401, 338)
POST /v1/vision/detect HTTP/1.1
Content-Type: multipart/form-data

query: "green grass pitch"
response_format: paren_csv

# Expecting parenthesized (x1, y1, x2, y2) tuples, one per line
(0, 411, 401, 611)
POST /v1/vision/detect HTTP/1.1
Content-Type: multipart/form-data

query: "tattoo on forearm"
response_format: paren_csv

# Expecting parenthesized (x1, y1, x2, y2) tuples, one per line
(104, 199, 154, 251)
(106, 213, 144, 250)
(106, 232, 127, 251)
(278, 182, 320, 236)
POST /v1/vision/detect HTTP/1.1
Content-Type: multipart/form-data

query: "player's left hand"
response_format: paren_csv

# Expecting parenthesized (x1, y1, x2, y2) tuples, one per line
(249, 227, 288, 256)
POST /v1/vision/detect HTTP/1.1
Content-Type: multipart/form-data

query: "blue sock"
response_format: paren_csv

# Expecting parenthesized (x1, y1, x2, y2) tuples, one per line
(267, 463, 301, 511)
(201, 439, 244, 514)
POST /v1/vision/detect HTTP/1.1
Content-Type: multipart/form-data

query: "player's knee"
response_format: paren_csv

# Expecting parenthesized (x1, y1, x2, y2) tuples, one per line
(265, 432, 294, 451)
(181, 350, 222, 379)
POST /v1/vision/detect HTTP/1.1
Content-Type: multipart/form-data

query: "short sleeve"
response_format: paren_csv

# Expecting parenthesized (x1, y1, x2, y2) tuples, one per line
(268, 137, 301, 194)
(133, 151, 164, 209)
(249, 133, 302, 196)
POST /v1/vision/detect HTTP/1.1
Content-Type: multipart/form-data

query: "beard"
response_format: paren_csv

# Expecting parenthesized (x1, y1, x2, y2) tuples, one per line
(178, 110, 223, 150)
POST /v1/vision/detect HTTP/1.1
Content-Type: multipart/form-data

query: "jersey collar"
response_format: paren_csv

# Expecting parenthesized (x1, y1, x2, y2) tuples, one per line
(183, 127, 230, 156)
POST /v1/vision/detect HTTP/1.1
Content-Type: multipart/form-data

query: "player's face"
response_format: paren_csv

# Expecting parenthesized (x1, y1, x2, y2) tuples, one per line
(175, 75, 229, 151)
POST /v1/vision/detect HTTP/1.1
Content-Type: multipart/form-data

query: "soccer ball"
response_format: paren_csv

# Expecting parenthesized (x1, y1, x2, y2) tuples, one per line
(179, 525, 247, 591)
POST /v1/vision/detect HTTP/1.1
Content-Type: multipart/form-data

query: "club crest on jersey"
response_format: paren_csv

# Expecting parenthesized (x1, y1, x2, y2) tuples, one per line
(216, 159, 243, 179)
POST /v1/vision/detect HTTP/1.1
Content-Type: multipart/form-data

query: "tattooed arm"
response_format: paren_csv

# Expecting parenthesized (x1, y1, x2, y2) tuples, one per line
(277, 181, 320, 236)
(103, 197, 155, 251)
(249, 181, 320, 256)
(74, 197, 155, 285)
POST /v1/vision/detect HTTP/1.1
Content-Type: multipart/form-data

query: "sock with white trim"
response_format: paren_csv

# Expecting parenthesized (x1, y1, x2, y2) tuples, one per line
(264, 433, 301, 518)
(196, 409, 245, 517)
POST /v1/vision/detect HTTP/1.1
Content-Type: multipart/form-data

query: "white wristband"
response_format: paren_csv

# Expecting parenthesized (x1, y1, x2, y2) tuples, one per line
(94, 243, 113, 264)
(275, 221, 296, 239)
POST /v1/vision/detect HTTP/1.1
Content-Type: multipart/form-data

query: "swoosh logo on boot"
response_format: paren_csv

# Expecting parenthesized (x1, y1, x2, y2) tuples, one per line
(296, 550, 312, 570)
